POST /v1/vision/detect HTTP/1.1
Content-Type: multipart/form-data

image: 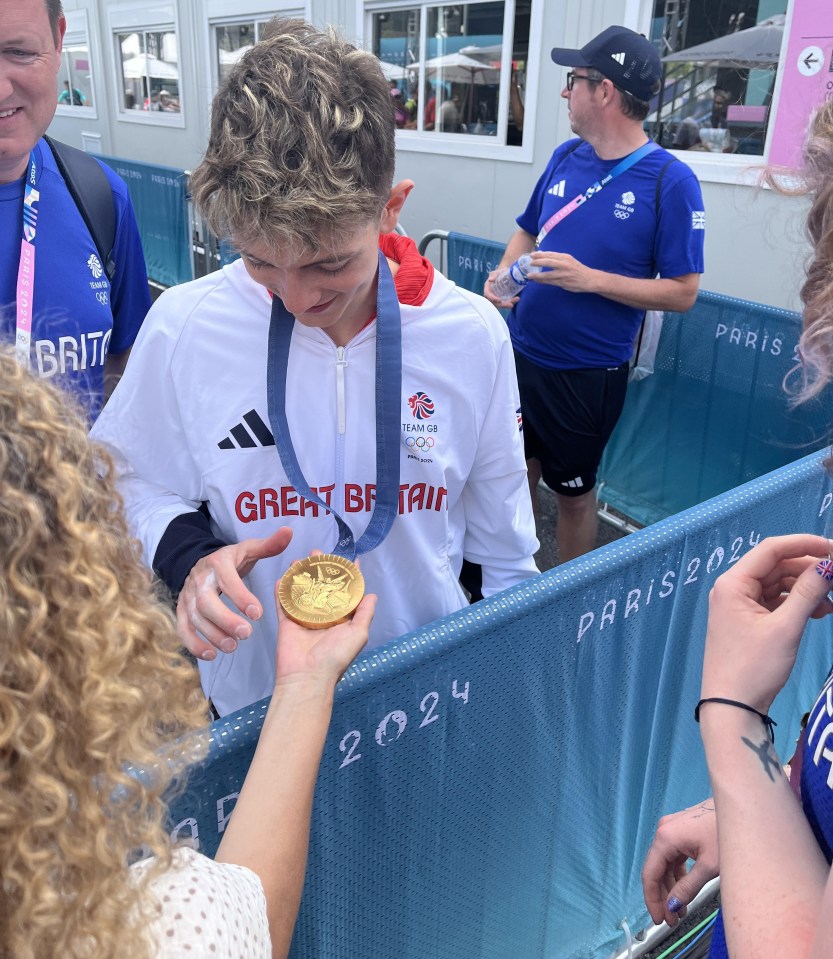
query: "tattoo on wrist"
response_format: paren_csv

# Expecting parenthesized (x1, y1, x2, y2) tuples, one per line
(741, 736, 781, 782)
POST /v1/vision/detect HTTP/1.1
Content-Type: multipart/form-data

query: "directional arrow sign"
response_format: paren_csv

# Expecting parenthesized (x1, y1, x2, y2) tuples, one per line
(798, 44, 824, 76)
(770, 2, 833, 167)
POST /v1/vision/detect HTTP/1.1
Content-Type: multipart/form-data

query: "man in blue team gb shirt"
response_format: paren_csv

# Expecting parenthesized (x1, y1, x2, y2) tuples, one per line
(484, 25, 705, 563)
(0, 0, 150, 421)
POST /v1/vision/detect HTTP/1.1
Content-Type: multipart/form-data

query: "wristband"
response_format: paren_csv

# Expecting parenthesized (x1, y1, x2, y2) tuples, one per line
(694, 697, 776, 742)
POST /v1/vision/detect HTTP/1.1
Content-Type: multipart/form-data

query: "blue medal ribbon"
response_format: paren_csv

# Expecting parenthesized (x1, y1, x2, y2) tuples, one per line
(266, 249, 402, 562)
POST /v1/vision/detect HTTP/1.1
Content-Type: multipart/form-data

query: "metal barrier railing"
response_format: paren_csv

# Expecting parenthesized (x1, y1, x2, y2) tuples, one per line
(416, 229, 449, 274)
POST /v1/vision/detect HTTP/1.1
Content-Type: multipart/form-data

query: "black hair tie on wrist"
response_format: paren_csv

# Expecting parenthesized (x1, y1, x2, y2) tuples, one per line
(694, 697, 777, 743)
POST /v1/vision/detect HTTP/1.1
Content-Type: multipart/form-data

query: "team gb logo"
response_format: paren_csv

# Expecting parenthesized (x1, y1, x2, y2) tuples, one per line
(87, 253, 103, 279)
(408, 391, 435, 420)
(621, 191, 635, 206)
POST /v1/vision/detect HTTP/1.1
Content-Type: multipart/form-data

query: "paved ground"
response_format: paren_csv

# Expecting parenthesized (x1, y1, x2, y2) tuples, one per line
(533, 482, 630, 572)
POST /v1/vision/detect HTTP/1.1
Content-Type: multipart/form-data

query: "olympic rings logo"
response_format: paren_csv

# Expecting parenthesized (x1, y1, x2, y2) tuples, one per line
(614, 209, 631, 220)
(405, 436, 435, 450)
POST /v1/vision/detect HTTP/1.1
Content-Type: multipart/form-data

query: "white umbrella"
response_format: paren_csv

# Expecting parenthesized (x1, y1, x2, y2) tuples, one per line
(458, 43, 502, 63)
(662, 15, 785, 68)
(219, 44, 253, 66)
(409, 51, 500, 85)
(377, 59, 407, 81)
(121, 53, 179, 80)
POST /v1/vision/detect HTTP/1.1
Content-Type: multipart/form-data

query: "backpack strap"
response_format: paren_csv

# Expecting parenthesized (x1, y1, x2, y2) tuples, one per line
(655, 156, 676, 209)
(648, 155, 678, 279)
(43, 135, 117, 283)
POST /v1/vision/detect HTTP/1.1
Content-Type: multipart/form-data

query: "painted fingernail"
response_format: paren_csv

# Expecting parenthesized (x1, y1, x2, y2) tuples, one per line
(220, 638, 237, 653)
(245, 605, 260, 620)
(817, 558, 833, 581)
(200, 649, 216, 662)
(235, 624, 252, 640)
(667, 896, 683, 914)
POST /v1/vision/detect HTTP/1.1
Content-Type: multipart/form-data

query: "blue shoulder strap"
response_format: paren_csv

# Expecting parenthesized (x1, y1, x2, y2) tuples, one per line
(44, 135, 117, 282)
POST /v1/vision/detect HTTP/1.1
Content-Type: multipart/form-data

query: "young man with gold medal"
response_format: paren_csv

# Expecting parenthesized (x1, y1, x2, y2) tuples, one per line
(93, 18, 538, 716)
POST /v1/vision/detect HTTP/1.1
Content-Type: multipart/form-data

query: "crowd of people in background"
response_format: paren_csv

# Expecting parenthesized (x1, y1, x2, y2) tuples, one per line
(4, 0, 833, 956)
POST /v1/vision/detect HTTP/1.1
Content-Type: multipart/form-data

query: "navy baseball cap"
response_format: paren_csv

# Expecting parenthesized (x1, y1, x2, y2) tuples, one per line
(551, 25, 662, 102)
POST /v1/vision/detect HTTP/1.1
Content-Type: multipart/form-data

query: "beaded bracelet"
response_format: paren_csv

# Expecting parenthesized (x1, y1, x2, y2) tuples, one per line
(694, 697, 777, 743)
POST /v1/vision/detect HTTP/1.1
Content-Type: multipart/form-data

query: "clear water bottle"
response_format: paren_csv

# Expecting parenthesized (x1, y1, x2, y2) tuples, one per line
(491, 253, 541, 301)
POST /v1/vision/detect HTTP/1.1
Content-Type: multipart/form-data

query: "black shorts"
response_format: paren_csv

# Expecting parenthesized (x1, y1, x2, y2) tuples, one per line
(514, 350, 629, 497)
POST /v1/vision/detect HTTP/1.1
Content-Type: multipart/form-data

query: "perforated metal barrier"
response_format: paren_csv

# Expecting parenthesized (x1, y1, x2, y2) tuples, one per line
(160, 450, 833, 959)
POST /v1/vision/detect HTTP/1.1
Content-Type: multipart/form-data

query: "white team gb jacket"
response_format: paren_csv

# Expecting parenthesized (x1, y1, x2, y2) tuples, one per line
(92, 257, 539, 715)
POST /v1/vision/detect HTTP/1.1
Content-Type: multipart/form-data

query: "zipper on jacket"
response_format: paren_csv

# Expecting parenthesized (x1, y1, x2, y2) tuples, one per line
(335, 347, 347, 434)
(335, 346, 347, 515)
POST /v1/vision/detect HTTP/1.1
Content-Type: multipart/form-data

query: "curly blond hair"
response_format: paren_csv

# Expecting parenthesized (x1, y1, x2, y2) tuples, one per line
(767, 100, 833, 401)
(0, 352, 209, 959)
(190, 16, 395, 253)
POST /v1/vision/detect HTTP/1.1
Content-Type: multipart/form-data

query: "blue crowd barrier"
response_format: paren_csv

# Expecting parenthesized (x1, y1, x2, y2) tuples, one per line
(599, 291, 833, 526)
(98, 155, 193, 288)
(445, 231, 505, 293)
(420, 231, 833, 531)
(159, 450, 833, 959)
(419, 230, 506, 304)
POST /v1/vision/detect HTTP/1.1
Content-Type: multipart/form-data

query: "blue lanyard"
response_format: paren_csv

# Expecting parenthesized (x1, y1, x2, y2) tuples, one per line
(23, 151, 39, 241)
(536, 139, 659, 246)
(266, 250, 402, 561)
(589, 138, 659, 190)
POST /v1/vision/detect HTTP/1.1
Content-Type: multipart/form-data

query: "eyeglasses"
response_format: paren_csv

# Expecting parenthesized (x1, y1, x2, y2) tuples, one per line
(566, 71, 602, 92)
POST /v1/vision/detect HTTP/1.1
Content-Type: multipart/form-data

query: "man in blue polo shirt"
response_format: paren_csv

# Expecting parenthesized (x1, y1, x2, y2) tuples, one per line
(0, 0, 150, 421)
(485, 25, 705, 563)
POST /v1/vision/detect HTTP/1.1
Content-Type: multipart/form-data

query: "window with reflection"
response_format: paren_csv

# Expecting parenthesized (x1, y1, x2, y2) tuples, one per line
(216, 22, 258, 84)
(649, 0, 787, 156)
(116, 29, 181, 113)
(56, 27, 93, 108)
(214, 14, 305, 86)
(369, 1, 531, 146)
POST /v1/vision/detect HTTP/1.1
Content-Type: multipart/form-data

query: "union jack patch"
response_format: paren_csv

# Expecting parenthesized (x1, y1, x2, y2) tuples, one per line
(692, 210, 706, 230)
(516, 407, 523, 431)
(817, 558, 833, 581)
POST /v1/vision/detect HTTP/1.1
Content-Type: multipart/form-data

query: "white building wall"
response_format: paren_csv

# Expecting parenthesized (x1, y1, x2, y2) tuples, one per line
(47, 0, 811, 310)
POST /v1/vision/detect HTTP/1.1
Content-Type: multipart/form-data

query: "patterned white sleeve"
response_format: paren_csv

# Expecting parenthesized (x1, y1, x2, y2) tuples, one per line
(130, 847, 271, 958)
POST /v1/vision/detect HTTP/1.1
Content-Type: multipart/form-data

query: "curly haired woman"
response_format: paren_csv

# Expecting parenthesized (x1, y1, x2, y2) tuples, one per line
(0, 349, 374, 958)
(642, 99, 833, 959)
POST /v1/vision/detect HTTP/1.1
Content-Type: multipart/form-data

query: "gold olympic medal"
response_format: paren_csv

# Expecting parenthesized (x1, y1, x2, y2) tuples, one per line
(278, 553, 365, 629)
